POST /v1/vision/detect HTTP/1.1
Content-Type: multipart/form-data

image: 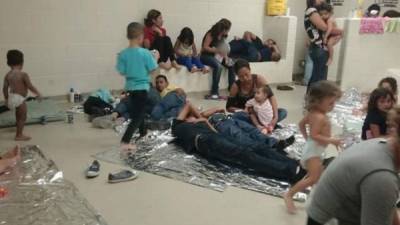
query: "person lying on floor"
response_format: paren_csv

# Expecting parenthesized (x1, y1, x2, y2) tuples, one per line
(229, 31, 281, 62)
(150, 75, 187, 120)
(226, 59, 287, 128)
(0, 146, 20, 174)
(171, 102, 306, 183)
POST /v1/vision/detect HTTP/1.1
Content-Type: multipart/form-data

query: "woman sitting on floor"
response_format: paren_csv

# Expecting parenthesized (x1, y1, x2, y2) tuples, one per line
(226, 59, 287, 127)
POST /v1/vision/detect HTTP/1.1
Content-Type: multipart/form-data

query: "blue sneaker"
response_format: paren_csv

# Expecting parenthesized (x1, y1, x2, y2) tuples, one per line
(86, 160, 100, 178)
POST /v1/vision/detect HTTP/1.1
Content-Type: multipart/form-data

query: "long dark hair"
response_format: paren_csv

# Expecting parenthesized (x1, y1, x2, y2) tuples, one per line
(144, 9, 161, 27)
(178, 27, 194, 46)
(233, 59, 250, 74)
(367, 88, 394, 113)
(209, 19, 231, 40)
(379, 77, 398, 95)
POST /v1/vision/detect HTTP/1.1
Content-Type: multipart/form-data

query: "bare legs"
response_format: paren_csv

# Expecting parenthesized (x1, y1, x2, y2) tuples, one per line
(284, 157, 323, 214)
(15, 102, 30, 141)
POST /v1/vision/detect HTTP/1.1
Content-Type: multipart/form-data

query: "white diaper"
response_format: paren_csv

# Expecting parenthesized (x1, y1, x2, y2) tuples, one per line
(7, 93, 26, 109)
(300, 139, 326, 169)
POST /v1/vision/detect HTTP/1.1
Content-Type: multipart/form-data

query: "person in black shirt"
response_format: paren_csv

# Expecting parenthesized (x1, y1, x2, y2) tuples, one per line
(362, 88, 395, 140)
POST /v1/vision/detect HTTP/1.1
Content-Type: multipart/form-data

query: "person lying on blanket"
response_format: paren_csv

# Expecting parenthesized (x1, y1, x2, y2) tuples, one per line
(171, 102, 306, 183)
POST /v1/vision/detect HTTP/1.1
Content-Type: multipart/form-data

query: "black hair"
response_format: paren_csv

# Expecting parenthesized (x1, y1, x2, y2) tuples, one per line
(318, 2, 333, 13)
(367, 4, 381, 16)
(7, 49, 24, 67)
(126, 22, 144, 40)
(156, 74, 168, 83)
(233, 58, 250, 74)
(383, 10, 400, 18)
(379, 77, 398, 95)
(144, 9, 161, 27)
(177, 27, 194, 46)
(209, 19, 231, 40)
(307, 0, 317, 8)
(367, 88, 394, 113)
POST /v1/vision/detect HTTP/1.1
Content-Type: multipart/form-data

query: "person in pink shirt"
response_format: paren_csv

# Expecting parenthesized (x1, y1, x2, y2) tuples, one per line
(245, 85, 277, 134)
(143, 9, 180, 70)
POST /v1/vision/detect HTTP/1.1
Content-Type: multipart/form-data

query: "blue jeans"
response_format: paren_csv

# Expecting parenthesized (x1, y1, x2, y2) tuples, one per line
(200, 54, 236, 95)
(150, 92, 185, 120)
(229, 40, 259, 62)
(215, 118, 277, 147)
(196, 132, 298, 181)
(177, 56, 205, 70)
(304, 48, 313, 85)
(307, 45, 329, 91)
(232, 109, 287, 125)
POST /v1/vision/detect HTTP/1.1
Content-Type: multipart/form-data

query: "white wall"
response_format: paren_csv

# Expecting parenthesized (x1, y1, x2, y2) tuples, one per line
(0, 0, 267, 100)
(337, 18, 400, 92)
(287, 0, 400, 75)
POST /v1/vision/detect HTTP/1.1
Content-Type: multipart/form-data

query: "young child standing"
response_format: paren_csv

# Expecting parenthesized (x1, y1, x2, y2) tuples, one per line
(245, 85, 277, 134)
(318, 3, 342, 66)
(116, 22, 158, 151)
(284, 81, 342, 214)
(361, 88, 394, 140)
(174, 27, 209, 73)
(3, 50, 41, 141)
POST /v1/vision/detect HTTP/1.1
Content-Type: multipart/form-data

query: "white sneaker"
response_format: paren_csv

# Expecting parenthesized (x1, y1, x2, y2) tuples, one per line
(211, 95, 219, 99)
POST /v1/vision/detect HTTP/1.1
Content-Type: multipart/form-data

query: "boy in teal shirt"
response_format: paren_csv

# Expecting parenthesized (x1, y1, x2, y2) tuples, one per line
(116, 22, 158, 151)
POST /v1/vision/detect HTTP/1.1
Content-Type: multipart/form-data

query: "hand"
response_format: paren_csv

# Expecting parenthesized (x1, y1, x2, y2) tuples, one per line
(153, 27, 163, 36)
(175, 88, 186, 97)
(330, 138, 342, 150)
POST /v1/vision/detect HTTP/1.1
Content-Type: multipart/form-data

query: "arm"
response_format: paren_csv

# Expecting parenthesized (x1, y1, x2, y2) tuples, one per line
(144, 39, 151, 49)
(268, 96, 279, 127)
(174, 39, 185, 56)
(309, 12, 329, 32)
(200, 107, 225, 118)
(298, 116, 308, 140)
(226, 83, 242, 112)
(202, 33, 218, 54)
(393, 212, 400, 225)
(309, 114, 340, 146)
(3, 76, 9, 101)
(192, 43, 198, 57)
(248, 107, 263, 129)
(360, 172, 399, 225)
(24, 74, 41, 97)
(324, 18, 334, 43)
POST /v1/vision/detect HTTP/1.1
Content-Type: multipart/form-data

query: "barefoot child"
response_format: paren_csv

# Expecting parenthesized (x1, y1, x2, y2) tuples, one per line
(284, 81, 342, 214)
(245, 85, 278, 134)
(174, 27, 209, 73)
(116, 22, 158, 152)
(318, 3, 342, 66)
(3, 50, 41, 141)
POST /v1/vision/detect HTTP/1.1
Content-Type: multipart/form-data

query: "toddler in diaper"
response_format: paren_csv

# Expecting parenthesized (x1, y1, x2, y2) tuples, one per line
(3, 49, 41, 141)
(284, 81, 342, 214)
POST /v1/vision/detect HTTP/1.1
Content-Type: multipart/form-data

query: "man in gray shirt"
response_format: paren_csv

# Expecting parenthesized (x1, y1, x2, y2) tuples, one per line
(307, 138, 400, 225)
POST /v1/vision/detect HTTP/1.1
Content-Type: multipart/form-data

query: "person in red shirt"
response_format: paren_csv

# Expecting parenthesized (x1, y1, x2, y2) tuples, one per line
(143, 9, 180, 70)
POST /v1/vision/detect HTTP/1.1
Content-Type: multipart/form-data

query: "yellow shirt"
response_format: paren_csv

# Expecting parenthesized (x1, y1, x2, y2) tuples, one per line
(160, 84, 178, 98)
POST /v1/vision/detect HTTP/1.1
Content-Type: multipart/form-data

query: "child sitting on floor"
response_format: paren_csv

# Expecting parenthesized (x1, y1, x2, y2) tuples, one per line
(284, 81, 342, 214)
(3, 50, 42, 141)
(361, 88, 394, 140)
(245, 85, 277, 134)
(318, 3, 342, 66)
(378, 77, 398, 103)
(174, 27, 209, 73)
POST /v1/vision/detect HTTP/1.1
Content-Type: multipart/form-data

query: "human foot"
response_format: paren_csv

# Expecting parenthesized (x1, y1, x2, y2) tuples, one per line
(171, 61, 182, 70)
(190, 67, 199, 73)
(283, 192, 297, 214)
(159, 61, 172, 70)
(120, 143, 137, 157)
(15, 135, 31, 141)
(202, 66, 210, 74)
(326, 57, 333, 66)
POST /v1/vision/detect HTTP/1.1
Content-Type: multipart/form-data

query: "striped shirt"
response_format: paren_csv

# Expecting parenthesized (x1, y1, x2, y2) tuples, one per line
(304, 7, 324, 48)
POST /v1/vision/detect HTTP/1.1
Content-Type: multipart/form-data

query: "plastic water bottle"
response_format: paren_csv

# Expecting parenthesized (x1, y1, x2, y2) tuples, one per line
(69, 88, 75, 103)
(66, 111, 74, 124)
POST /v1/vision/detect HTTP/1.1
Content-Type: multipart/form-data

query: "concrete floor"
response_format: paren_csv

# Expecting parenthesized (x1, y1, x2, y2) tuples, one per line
(0, 85, 337, 225)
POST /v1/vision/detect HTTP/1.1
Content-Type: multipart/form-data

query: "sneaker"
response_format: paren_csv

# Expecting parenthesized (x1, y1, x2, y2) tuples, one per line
(86, 160, 100, 178)
(108, 169, 138, 183)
